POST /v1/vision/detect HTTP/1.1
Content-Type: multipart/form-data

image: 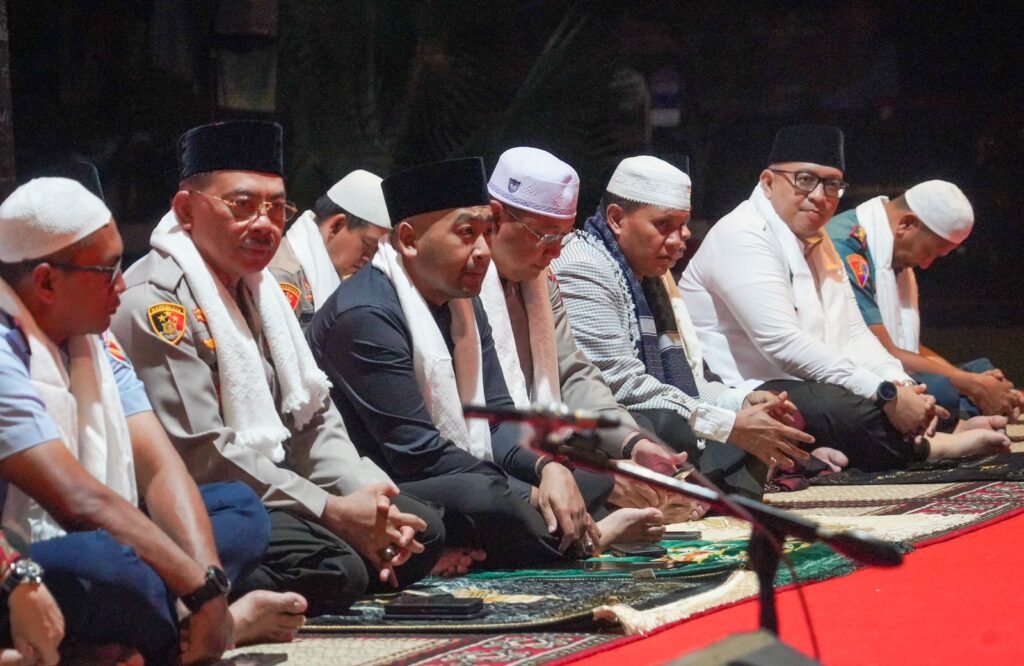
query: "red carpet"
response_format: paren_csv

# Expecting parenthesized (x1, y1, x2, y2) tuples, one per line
(567, 511, 1024, 665)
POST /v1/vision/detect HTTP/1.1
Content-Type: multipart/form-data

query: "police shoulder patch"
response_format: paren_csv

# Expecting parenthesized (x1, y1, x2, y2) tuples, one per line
(846, 254, 871, 289)
(103, 331, 129, 365)
(279, 282, 301, 311)
(147, 302, 187, 345)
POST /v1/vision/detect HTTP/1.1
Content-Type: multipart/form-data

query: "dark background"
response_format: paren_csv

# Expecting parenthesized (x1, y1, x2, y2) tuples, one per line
(3, 0, 1022, 372)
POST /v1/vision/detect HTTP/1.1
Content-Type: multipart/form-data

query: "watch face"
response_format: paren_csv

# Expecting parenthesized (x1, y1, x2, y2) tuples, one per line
(879, 381, 898, 402)
(209, 566, 230, 592)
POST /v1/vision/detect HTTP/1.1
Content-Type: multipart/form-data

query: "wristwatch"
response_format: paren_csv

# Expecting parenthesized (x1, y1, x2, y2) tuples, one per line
(0, 558, 44, 599)
(181, 565, 230, 613)
(874, 380, 898, 408)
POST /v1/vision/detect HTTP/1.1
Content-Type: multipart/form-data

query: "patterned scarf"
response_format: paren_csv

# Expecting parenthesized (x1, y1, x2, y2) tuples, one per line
(582, 210, 699, 397)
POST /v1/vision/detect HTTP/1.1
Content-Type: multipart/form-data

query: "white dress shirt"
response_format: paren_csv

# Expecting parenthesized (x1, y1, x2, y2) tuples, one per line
(679, 186, 910, 400)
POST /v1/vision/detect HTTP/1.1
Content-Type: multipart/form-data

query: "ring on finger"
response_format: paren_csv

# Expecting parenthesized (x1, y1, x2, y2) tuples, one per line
(378, 544, 399, 563)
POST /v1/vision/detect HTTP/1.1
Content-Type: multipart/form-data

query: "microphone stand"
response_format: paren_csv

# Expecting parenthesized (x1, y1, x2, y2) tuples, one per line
(464, 403, 903, 637)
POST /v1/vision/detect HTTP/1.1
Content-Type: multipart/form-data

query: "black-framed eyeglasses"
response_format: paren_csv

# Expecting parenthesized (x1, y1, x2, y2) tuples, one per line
(503, 205, 565, 247)
(189, 190, 298, 225)
(48, 256, 123, 287)
(769, 169, 848, 199)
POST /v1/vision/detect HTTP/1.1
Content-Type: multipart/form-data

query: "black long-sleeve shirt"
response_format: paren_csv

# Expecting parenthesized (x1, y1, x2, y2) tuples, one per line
(307, 265, 541, 485)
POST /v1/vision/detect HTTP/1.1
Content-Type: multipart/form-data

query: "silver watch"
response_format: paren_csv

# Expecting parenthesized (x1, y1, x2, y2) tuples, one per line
(1, 559, 44, 598)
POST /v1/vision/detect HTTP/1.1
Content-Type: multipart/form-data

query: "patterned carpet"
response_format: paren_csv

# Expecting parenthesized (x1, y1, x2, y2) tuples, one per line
(217, 468, 1024, 663)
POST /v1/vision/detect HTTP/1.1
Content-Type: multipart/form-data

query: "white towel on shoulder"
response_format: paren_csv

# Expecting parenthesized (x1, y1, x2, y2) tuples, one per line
(0, 279, 137, 543)
(143, 210, 330, 463)
(285, 210, 342, 309)
(855, 197, 920, 353)
(479, 262, 560, 408)
(371, 237, 492, 460)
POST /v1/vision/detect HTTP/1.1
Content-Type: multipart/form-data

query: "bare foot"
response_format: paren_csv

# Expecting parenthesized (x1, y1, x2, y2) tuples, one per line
(955, 414, 1008, 433)
(811, 446, 848, 472)
(430, 547, 487, 577)
(926, 429, 1010, 462)
(230, 590, 307, 646)
(595, 507, 665, 552)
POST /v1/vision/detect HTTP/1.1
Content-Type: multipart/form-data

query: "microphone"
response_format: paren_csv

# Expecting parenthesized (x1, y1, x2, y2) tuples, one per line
(462, 403, 622, 430)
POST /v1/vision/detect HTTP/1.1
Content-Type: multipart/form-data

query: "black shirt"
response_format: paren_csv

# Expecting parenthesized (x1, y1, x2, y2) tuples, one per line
(307, 265, 540, 485)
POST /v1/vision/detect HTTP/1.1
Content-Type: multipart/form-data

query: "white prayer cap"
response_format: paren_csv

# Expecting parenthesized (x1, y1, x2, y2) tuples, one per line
(487, 147, 579, 220)
(0, 177, 112, 263)
(606, 155, 691, 211)
(904, 180, 974, 245)
(326, 169, 392, 229)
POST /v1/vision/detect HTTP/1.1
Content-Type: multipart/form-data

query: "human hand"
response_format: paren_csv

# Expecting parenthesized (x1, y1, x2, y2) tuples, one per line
(630, 440, 688, 477)
(884, 384, 947, 437)
(730, 395, 814, 469)
(180, 596, 233, 665)
(743, 390, 801, 427)
(322, 484, 427, 586)
(7, 580, 64, 666)
(536, 463, 600, 553)
(965, 373, 1018, 418)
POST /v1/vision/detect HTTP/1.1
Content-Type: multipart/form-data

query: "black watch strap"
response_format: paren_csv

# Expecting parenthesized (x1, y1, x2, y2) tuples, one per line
(0, 559, 44, 600)
(181, 565, 230, 613)
(874, 380, 898, 408)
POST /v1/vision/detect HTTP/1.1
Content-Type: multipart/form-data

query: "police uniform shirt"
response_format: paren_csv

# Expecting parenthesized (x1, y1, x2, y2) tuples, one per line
(826, 209, 883, 326)
(110, 249, 390, 520)
(0, 313, 151, 502)
(266, 236, 316, 328)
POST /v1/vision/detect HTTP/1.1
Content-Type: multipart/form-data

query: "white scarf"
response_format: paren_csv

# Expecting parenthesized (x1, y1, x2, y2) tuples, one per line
(284, 210, 342, 309)
(370, 237, 492, 460)
(140, 211, 331, 463)
(0, 279, 137, 544)
(750, 185, 850, 350)
(855, 197, 920, 353)
(479, 263, 560, 408)
(661, 271, 705, 380)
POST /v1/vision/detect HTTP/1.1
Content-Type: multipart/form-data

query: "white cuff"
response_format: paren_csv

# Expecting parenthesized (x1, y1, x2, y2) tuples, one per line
(689, 403, 737, 443)
(846, 366, 887, 400)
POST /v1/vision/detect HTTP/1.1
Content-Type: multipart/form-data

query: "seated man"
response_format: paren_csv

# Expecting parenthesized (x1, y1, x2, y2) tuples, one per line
(0, 175, 293, 664)
(482, 147, 700, 521)
(269, 169, 392, 325)
(309, 157, 661, 564)
(0, 530, 62, 665)
(680, 125, 1009, 469)
(826, 179, 1022, 422)
(552, 156, 816, 499)
(110, 121, 444, 616)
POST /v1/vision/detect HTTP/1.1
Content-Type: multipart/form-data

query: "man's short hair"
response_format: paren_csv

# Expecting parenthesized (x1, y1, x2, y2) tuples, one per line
(0, 236, 91, 287)
(600, 191, 646, 215)
(312, 193, 372, 231)
(179, 172, 213, 192)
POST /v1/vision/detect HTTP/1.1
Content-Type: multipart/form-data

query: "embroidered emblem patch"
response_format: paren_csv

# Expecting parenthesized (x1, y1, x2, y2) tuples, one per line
(147, 303, 187, 345)
(193, 307, 207, 324)
(507, 178, 521, 193)
(850, 224, 867, 247)
(302, 277, 314, 303)
(103, 331, 129, 364)
(846, 254, 871, 288)
(279, 282, 301, 311)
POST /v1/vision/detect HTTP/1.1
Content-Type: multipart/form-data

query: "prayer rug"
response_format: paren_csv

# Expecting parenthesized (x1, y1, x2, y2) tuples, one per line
(219, 632, 618, 665)
(805, 452, 1024, 485)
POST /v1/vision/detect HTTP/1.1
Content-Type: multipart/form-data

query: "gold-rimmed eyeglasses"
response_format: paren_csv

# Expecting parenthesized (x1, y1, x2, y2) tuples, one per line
(190, 190, 298, 225)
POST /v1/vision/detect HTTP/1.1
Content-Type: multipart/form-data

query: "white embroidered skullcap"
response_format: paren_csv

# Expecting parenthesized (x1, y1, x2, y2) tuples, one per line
(326, 169, 392, 229)
(607, 155, 691, 211)
(487, 147, 579, 220)
(0, 177, 112, 263)
(904, 180, 974, 245)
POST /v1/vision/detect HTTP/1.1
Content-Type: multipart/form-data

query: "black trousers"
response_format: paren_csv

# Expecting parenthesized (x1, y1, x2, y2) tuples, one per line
(757, 379, 916, 471)
(232, 492, 444, 616)
(398, 471, 578, 569)
(632, 408, 768, 500)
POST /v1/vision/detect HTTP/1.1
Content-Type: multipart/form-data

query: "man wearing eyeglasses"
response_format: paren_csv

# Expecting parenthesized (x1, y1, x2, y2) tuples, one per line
(482, 147, 702, 521)
(679, 125, 1009, 469)
(111, 121, 445, 621)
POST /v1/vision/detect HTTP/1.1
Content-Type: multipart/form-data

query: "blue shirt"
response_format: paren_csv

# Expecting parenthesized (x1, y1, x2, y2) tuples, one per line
(0, 313, 151, 464)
